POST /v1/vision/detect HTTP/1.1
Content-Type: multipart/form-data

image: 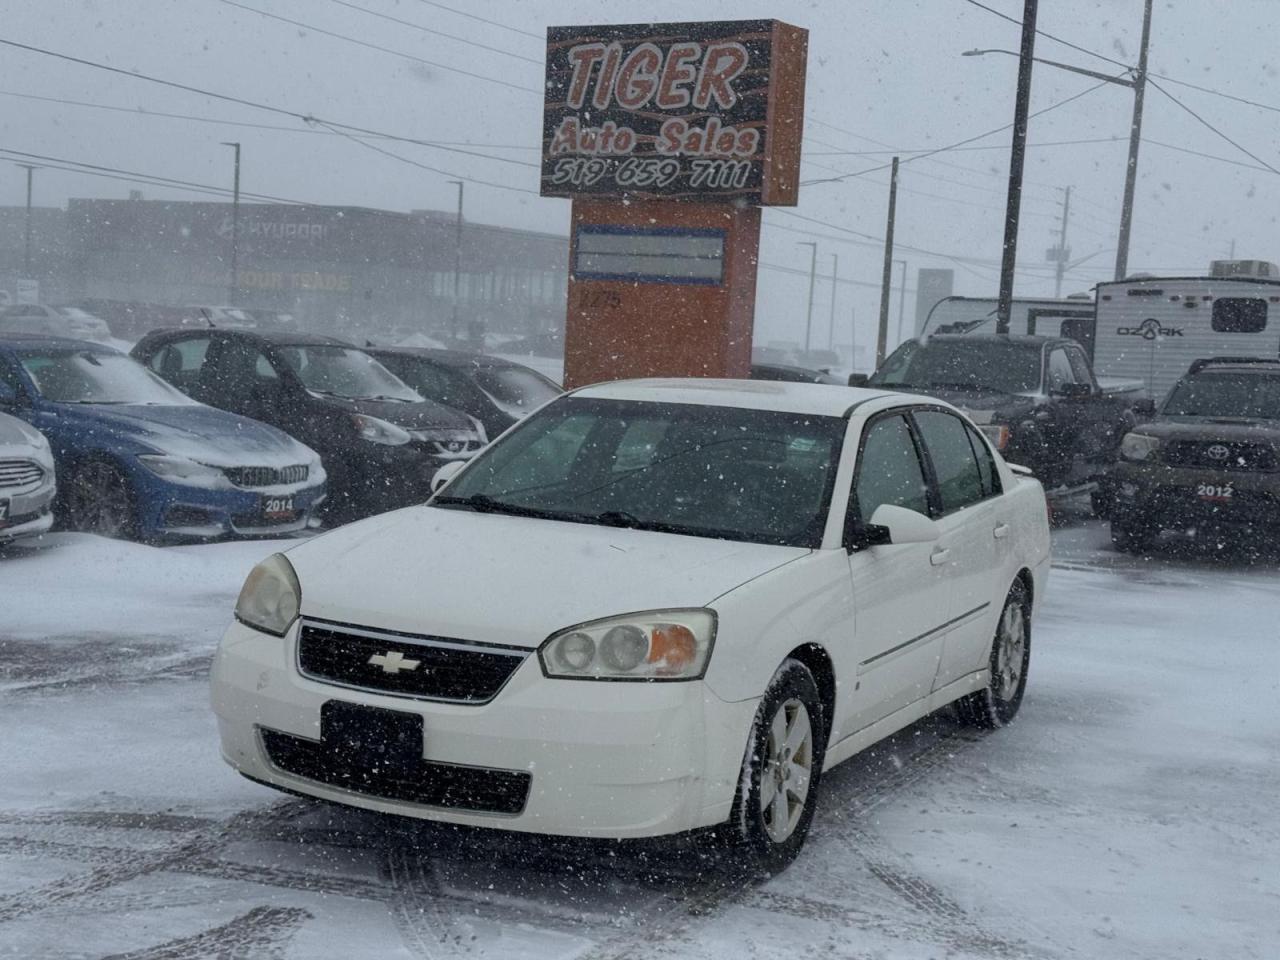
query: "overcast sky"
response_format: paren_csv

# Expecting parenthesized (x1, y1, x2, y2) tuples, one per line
(3, 0, 1276, 348)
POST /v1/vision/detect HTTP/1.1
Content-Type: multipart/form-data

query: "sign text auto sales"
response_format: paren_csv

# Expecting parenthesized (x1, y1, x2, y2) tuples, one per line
(541, 21, 807, 204)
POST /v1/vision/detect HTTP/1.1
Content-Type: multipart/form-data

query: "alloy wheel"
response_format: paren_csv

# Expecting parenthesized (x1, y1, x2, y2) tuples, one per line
(760, 698, 814, 844)
(995, 603, 1027, 700)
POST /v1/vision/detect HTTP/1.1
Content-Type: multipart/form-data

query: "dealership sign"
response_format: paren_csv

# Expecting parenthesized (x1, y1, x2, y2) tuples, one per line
(542, 20, 807, 204)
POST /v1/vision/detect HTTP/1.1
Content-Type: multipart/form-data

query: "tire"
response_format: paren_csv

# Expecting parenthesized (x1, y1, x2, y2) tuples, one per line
(725, 658, 827, 873)
(62, 459, 139, 540)
(1110, 517, 1154, 554)
(956, 580, 1030, 729)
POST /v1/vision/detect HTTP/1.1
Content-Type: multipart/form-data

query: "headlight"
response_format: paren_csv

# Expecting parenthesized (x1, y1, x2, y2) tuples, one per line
(137, 454, 230, 488)
(235, 552, 301, 636)
(1119, 432, 1161, 462)
(539, 609, 716, 681)
(978, 424, 1010, 451)
(352, 414, 411, 445)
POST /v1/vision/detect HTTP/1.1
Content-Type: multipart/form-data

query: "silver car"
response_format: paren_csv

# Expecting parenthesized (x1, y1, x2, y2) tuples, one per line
(0, 411, 56, 543)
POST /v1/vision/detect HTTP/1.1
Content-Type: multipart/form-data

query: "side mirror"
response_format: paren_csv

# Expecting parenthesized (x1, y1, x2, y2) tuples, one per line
(431, 460, 466, 493)
(847, 373, 870, 387)
(1052, 381, 1093, 399)
(1133, 398, 1157, 419)
(867, 503, 941, 545)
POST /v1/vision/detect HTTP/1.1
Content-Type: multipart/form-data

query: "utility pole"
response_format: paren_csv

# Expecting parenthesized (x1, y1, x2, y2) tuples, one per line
(995, 0, 1039, 335)
(221, 142, 240, 304)
(1053, 186, 1072, 298)
(447, 180, 464, 343)
(876, 156, 900, 366)
(16, 164, 36, 277)
(1113, 0, 1153, 282)
(827, 253, 838, 351)
(894, 259, 907, 347)
(798, 241, 817, 354)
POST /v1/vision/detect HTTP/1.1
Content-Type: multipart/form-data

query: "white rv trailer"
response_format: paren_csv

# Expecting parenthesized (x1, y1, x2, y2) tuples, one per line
(920, 295, 1097, 352)
(1092, 274, 1280, 400)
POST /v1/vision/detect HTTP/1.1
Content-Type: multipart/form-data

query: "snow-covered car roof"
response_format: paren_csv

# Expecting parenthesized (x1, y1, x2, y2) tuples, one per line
(570, 377, 901, 417)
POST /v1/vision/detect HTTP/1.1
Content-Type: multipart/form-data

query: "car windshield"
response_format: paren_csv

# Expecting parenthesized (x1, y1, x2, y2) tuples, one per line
(870, 340, 1043, 394)
(473, 366, 561, 410)
(437, 397, 844, 548)
(1163, 372, 1280, 420)
(18, 348, 194, 404)
(276, 344, 422, 402)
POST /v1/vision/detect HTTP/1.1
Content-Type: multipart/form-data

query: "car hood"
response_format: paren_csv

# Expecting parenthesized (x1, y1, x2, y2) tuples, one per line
(286, 506, 810, 648)
(315, 394, 477, 434)
(46, 402, 320, 467)
(0, 411, 53, 466)
(873, 384, 1036, 423)
(1142, 417, 1280, 444)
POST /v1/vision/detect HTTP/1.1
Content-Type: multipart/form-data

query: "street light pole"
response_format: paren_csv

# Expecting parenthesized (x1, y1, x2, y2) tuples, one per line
(15, 163, 36, 277)
(798, 241, 817, 354)
(447, 180, 464, 343)
(827, 253, 838, 351)
(894, 259, 907, 347)
(221, 142, 240, 304)
(1114, 0, 1153, 282)
(994, 0, 1039, 336)
(1054, 186, 1072, 298)
(876, 156, 900, 366)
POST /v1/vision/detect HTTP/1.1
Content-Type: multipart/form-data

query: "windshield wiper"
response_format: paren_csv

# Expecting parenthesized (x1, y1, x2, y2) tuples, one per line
(431, 493, 558, 519)
(361, 394, 415, 402)
(592, 509, 644, 529)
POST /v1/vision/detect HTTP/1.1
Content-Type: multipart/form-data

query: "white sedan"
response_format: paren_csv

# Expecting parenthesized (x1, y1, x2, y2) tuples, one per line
(212, 379, 1050, 868)
(0, 410, 56, 542)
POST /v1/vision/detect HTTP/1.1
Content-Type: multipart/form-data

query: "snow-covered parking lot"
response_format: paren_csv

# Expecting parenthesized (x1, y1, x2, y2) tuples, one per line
(1, 517, 1276, 960)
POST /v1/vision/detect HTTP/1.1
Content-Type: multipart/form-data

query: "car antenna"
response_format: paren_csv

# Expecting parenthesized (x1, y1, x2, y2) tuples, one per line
(200, 307, 215, 329)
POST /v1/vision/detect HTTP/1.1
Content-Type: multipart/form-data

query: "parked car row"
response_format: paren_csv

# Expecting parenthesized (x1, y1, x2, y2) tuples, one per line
(0, 328, 561, 544)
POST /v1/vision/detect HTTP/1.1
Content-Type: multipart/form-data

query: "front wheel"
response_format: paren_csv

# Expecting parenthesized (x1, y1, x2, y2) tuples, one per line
(956, 581, 1030, 728)
(726, 659, 827, 872)
(63, 459, 139, 540)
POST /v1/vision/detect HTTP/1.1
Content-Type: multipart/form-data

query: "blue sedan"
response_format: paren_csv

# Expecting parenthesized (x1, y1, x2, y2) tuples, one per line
(0, 335, 326, 540)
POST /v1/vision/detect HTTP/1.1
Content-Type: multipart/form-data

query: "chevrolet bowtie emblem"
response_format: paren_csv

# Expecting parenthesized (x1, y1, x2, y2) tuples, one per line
(367, 651, 421, 674)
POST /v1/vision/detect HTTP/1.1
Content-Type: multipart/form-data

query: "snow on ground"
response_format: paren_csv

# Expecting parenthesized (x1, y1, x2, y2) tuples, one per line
(0, 521, 1277, 959)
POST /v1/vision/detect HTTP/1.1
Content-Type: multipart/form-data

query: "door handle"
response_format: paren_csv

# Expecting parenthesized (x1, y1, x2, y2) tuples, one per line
(993, 522, 1011, 540)
(930, 547, 951, 566)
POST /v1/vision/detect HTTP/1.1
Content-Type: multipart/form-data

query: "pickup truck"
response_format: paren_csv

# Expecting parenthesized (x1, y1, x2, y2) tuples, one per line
(853, 334, 1147, 495)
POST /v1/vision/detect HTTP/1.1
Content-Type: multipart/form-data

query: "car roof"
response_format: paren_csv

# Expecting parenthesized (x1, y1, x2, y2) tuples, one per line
(923, 334, 1057, 348)
(571, 378, 905, 417)
(0, 333, 122, 352)
(142, 327, 348, 348)
(1189, 360, 1280, 376)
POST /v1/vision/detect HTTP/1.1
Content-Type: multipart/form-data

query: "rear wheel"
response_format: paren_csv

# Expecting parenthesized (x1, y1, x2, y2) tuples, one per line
(64, 459, 138, 540)
(956, 580, 1030, 728)
(725, 659, 826, 872)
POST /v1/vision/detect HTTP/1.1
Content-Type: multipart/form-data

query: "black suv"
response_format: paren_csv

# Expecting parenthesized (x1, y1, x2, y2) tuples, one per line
(132, 330, 485, 521)
(1110, 357, 1280, 551)
(367, 347, 561, 441)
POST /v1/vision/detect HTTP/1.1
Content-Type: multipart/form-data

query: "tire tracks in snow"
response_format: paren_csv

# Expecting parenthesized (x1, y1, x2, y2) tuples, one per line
(97, 905, 310, 960)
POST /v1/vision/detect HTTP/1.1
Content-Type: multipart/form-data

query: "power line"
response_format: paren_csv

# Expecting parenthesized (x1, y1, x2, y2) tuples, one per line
(0, 37, 538, 170)
(1149, 72, 1280, 117)
(801, 79, 1114, 187)
(409, 0, 543, 41)
(326, 0, 542, 65)
(1147, 79, 1280, 176)
(218, 0, 541, 95)
(0, 147, 315, 204)
(960, 0, 1131, 69)
(313, 121, 539, 195)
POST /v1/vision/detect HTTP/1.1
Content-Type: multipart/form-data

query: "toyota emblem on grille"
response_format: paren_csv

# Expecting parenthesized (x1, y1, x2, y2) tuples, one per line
(367, 651, 421, 673)
(1206, 444, 1230, 461)
(444, 440, 464, 453)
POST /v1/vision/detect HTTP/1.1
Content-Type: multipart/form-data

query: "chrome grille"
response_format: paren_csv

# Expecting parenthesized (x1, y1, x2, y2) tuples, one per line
(1162, 441, 1277, 472)
(222, 464, 310, 488)
(0, 458, 45, 490)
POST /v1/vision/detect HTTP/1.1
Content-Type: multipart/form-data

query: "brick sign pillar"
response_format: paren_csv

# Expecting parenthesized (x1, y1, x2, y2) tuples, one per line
(541, 19, 808, 388)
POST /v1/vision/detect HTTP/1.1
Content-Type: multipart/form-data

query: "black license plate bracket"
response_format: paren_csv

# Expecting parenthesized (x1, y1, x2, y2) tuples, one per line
(321, 700, 423, 776)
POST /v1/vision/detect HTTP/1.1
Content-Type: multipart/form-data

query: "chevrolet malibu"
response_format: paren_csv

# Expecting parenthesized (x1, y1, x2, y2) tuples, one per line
(213, 379, 1050, 868)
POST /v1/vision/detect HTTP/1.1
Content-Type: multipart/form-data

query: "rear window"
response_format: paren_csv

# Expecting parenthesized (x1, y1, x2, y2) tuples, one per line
(1211, 298, 1267, 334)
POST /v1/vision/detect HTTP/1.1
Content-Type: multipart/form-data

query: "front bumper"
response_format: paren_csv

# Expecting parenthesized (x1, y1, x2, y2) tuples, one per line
(1111, 460, 1280, 532)
(210, 619, 756, 838)
(0, 476, 56, 542)
(136, 474, 327, 539)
